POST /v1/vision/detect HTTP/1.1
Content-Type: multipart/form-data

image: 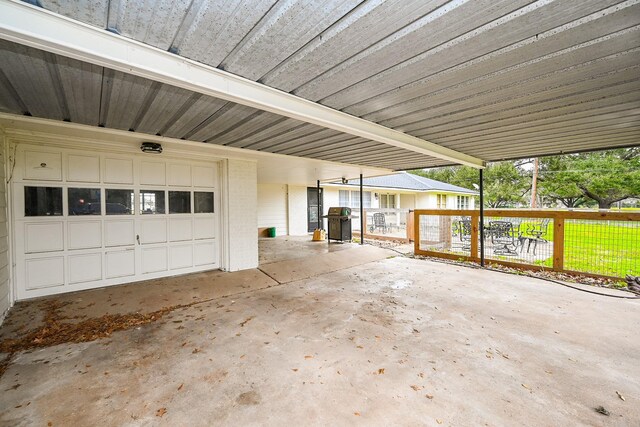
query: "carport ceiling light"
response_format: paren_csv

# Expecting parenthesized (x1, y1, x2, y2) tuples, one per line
(0, 0, 485, 169)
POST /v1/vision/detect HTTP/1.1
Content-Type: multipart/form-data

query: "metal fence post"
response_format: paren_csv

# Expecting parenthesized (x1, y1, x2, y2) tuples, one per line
(360, 173, 364, 245)
(479, 169, 485, 267)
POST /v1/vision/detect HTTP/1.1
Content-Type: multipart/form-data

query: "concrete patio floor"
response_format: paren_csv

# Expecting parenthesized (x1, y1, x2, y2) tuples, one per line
(1, 238, 639, 426)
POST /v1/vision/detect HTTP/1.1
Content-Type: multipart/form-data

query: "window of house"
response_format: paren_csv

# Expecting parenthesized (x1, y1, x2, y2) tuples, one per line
(457, 195, 469, 210)
(339, 190, 371, 208)
(105, 189, 134, 215)
(169, 191, 191, 214)
(339, 190, 349, 206)
(437, 194, 447, 209)
(140, 190, 165, 214)
(68, 188, 101, 215)
(24, 186, 63, 216)
(380, 194, 396, 209)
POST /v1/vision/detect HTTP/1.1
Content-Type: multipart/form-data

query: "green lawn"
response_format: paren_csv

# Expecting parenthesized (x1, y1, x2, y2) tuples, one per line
(531, 221, 639, 278)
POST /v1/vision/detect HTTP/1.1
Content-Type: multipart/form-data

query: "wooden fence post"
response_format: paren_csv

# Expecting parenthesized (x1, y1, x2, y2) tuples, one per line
(553, 217, 565, 271)
(406, 210, 414, 241)
(470, 213, 479, 261)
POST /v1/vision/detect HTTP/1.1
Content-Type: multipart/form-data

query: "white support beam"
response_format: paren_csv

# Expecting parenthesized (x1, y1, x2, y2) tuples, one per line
(0, 0, 485, 168)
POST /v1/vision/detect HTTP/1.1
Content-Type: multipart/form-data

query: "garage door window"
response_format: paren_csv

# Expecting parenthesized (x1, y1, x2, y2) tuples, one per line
(140, 190, 165, 214)
(24, 186, 63, 216)
(68, 188, 101, 215)
(194, 192, 214, 213)
(169, 191, 191, 214)
(105, 189, 134, 215)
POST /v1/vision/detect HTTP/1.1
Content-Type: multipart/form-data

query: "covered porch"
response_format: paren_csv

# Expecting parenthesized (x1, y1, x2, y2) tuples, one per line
(1, 237, 638, 425)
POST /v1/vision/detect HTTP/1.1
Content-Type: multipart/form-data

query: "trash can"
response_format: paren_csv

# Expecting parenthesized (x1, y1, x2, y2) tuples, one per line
(267, 227, 276, 238)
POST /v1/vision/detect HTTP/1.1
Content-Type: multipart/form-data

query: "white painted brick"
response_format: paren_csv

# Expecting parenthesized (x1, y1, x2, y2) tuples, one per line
(226, 159, 258, 271)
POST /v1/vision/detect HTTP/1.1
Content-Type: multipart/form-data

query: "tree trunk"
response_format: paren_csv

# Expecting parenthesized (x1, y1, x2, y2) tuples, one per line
(598, 200, 612, 209)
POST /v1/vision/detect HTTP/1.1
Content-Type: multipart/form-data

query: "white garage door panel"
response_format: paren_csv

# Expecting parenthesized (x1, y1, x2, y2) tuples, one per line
(105, 249, 135, 278)
(69, 252, 102, 284)
(24, 151, 62, 181)
(104, 158, 133, 184)
(141, 161, 166, 185)
(194, 240, 216, 266)
(169, 245, 192, 269)
(193, 166, 216, 187)
(142, 246, 168, 274)
(25, 222, 64, 253)
(26, 257, 64, 289)
(194, 217, 215, 240)
(105, 220, 135, 247)
(68, 221, 102, 249)
(141, 219, 167, 244)
(169, 218, 192, 241)
(168, 164, 191, 186)
(68, 154, 100, 182)
(14, 146, 220, 299)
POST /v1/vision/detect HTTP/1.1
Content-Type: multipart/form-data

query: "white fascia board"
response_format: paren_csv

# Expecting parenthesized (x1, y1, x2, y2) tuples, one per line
(0, 0, 484, 169)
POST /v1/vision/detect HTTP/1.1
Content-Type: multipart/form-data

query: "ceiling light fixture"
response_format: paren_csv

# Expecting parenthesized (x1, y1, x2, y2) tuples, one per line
(140, 142, 162, 154)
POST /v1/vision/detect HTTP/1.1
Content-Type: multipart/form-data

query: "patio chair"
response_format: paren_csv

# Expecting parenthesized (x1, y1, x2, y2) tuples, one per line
(525, 218, 550, 240)
(458, 219, 472, 251)
(369, 212, 388, 234)
(489, 220, 519, 256)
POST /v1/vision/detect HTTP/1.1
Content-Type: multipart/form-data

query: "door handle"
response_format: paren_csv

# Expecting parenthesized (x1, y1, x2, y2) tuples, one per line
(136, 234, 140, 245)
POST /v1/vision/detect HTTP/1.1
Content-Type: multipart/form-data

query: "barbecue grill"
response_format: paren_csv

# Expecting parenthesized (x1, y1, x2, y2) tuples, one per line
(325, 207, 352, 242)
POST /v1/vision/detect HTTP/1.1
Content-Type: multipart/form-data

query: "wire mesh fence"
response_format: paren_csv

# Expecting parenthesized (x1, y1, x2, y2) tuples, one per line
(414, 209, 640, 279)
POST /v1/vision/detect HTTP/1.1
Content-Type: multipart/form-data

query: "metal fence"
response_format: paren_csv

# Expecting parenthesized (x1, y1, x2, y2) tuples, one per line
(414, 209, 640, 279)
(353, 208, 413, 242)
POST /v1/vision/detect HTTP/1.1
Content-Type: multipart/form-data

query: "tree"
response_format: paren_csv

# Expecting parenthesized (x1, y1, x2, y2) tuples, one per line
(539, 148, 640, 209)
(411, 161, 529, 208)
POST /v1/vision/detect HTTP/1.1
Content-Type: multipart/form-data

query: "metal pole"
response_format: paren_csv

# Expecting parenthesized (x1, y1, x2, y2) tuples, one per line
(317, 179, 321, 230)
(359, 173, 364, 245)
(479, 169, 485, 267)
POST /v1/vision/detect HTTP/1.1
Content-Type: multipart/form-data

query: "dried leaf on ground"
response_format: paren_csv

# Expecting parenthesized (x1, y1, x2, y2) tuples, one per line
(595, 406, 610, 416)
(410, 385, 423, 391)
(239, 317, 254, 327)
(616, 391, 625, 401)
(156, 408, 167, 417)
(426, 394, 434, 399)
(304, 355, 313, 359)
(377, 368, 385, 375)
(177, 384, 183, 391)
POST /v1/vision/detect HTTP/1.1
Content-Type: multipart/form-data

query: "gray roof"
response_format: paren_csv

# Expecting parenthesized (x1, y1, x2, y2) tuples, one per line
(333, 172, 477, 194)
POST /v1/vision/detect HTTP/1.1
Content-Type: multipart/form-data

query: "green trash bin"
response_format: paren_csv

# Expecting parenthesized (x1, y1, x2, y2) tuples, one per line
(267, 227, 276, 238)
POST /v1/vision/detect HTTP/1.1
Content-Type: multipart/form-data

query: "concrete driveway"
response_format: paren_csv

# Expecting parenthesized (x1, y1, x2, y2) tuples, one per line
(1, 241, 638, 426)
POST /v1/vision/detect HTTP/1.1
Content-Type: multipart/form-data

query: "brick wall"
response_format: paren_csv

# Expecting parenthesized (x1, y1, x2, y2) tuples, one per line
(0, 132, 11, 324)
(225, 159, 258, 271)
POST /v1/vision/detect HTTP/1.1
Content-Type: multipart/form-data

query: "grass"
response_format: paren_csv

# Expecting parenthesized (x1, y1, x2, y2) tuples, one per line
(527, 221, 639, 278)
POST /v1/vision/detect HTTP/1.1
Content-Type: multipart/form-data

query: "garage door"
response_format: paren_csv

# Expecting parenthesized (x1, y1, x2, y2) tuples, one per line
(12, 145, 220, 300)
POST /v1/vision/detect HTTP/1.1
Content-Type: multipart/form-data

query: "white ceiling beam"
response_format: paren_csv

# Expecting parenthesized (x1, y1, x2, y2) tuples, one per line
(0, 0, 485, 168)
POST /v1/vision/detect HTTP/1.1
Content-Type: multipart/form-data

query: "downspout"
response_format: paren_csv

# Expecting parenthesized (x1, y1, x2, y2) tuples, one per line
(479, 169, 485, 267)
(360, 173, 364, 245)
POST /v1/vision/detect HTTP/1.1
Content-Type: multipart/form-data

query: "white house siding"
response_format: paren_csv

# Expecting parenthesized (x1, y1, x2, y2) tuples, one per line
(0, 133, 10, 323)
(400, 194, 415, 210)
(257, 183, 288, 236)
(287, 185, 308, 236)
(225, 159, 258, 271)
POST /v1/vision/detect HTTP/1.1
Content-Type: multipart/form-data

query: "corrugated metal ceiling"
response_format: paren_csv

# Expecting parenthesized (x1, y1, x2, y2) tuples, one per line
(1, 0, 639, 169)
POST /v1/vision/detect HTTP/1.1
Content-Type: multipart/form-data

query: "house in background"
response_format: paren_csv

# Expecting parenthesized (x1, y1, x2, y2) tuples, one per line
(256, 172, 477, 237)
(323, 171, 477, 212)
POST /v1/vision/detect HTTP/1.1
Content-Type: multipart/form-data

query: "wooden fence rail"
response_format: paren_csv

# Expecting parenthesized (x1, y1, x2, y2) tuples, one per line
(413, 209, 640, 280)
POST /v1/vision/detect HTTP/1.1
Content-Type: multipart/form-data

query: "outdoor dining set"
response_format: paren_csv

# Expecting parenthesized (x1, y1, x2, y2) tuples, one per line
(456, 218, 551, 256)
